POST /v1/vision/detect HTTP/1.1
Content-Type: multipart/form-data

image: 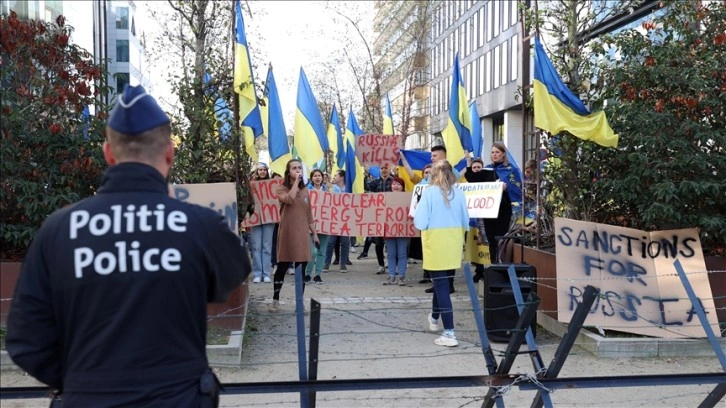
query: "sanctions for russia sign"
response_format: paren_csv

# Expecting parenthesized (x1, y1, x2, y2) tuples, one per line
(555, 218, 718, 338)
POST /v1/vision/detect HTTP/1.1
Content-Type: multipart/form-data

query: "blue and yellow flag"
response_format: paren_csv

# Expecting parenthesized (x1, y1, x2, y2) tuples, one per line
(383, 93, 394, 135)
(262, 66, 290, 177)
(344, 108, 365, 193)
(533, 36, 618, 148)
(441, 53, 472, 170)
(398, 149, 432, 191)
(293, 67, 328, 170)
(203, 72, 233, 141)
(327, 104, 345, 171)
(234, 0, 263, 161)
(469, 101, 481, 159)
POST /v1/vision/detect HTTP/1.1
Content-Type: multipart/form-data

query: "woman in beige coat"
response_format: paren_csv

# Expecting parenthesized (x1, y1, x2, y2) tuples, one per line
(270, 159, 320, 311)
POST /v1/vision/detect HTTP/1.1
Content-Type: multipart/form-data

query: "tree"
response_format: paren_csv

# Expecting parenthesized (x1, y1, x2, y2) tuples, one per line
(593, 1, 726, 254)
(526, 0, 640, 223)
(147, 0, 262, 210)
(1, 12, 110, 260)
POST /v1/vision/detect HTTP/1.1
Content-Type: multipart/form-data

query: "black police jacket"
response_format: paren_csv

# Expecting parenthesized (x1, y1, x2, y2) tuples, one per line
(6, 162, 251, 406)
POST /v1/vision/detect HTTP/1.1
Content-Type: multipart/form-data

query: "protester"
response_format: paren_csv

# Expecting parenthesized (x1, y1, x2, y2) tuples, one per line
(249, 163, 275, 283)
(269, 172, 283, 275)
(424, 145, 459, 294)
(360, 163, 391, 274)
(414, 160, 469, 347)
(465, 144, 513, 264)
(304, 169, 329, 283)
(324, 169, 351, 272)
(271, 159, 319, 312)
(411, 163, 432, 284)
(382, 177, 410, 286)
(6, 85, 250, 406)
(490, 142, 523, 220)
(467, 158, 488, 282)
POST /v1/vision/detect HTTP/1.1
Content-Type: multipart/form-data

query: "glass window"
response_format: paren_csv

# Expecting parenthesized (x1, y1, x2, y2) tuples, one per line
(511, 34, 519, 81)
(493, 116, 504, 143)
(485, 51, 491, 92)
(502, 1, 510, 29)
(116, 7, 129, 29)
(486, 1, 493, 42)
(116, 40, 129, 62)
(501, 39, 508, 85)
(493, 45, 500, 89)
(477, 55, 484, 96)
(493, 0, 500, 38)
(116, 73, 129, 93)
(511, 0, 519, 27)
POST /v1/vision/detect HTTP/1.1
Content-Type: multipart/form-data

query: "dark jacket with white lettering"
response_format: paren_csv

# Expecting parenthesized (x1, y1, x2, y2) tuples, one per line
(6, 162, 251, 406)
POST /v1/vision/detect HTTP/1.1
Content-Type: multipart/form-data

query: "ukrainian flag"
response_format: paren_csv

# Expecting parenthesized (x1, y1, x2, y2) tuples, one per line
(202, 72, 233, 141)
(398, 149, 432, 191)
(327, 104, 345, 172)
(383, 93, 394, 134)
(233, 0, 263, 161)
(441, 54, 473, 170)
(344, 108, 365, 193)
(262, 66, 291, 177)
(293, 68, 328, 170)
(533, 36, 618, 148)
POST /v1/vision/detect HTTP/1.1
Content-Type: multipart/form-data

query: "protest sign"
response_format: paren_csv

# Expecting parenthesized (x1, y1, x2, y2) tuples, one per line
(355, 134, 401, 167)
(555, 217, 719, 338)
(170, 182, 237, 233)
(408, 182, 504, 219)
(239, 178, 283, 228)
(309, 190, 417, 237)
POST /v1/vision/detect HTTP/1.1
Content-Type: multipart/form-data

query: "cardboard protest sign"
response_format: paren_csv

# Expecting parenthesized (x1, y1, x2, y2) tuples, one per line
(355, 134, 401, 167)
(408, 182, 504, 219)
(309, 190, 418, 237)
(170, 182, 237, 233)
(464, 226, 491, 264)
(239, 178, 283, 228)
(555, 218, 719, 338)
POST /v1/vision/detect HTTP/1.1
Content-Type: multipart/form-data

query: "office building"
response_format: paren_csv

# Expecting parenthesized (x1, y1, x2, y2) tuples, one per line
(372, 1, 432, 149)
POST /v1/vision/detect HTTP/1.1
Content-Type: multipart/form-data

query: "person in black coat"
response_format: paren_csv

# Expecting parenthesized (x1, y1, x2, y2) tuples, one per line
(6, 85, 251, 407)
(464, 153, 512, 266)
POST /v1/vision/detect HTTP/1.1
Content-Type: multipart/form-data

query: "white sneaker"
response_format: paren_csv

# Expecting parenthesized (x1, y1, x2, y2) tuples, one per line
(434, 334, 458, 347)
(287, 267, 295, 275)
(350, 247, 357, 253)
(268, 299, 280, 312)
(252, 276, 261, 283)
(263, 277, 271, 283)
(427, 313, 441, 332)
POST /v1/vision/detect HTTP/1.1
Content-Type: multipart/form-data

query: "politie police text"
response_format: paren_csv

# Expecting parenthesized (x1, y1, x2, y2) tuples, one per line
(70, 204, 187, 278)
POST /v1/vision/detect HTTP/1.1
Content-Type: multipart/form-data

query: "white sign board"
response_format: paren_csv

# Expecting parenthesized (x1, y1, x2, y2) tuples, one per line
(408, 182, 504, 219)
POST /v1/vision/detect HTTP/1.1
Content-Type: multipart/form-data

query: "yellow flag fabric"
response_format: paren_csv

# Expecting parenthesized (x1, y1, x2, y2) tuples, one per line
(533, 37, 618, 148)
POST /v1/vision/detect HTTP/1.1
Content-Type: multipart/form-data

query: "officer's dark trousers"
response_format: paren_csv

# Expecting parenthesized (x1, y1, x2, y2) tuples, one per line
(273, 262, 308, 300)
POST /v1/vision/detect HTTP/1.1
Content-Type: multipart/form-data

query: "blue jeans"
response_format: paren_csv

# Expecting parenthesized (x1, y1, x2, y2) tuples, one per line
(385, 238, 409, 279)
(306, 234, 329, 276)
(249, 223, 274, 279)
(429, 270, 454, 330)
(325, 235, 350, 267)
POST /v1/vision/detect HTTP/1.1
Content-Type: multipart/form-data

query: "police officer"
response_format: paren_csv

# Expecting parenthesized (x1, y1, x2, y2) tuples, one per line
(6, 85, 251, 407)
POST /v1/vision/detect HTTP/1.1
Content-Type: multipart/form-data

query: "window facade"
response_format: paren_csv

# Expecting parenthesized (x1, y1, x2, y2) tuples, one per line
(116, 40, 129, 62)
(116, 7, 129, 29)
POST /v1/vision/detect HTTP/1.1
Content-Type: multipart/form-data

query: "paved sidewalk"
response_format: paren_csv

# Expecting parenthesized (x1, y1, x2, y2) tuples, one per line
(2, 256, 723, 407)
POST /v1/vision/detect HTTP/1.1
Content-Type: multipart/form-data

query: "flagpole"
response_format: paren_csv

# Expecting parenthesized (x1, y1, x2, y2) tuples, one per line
(520, 0, 539, 251)
(232, 0, 241, 204)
